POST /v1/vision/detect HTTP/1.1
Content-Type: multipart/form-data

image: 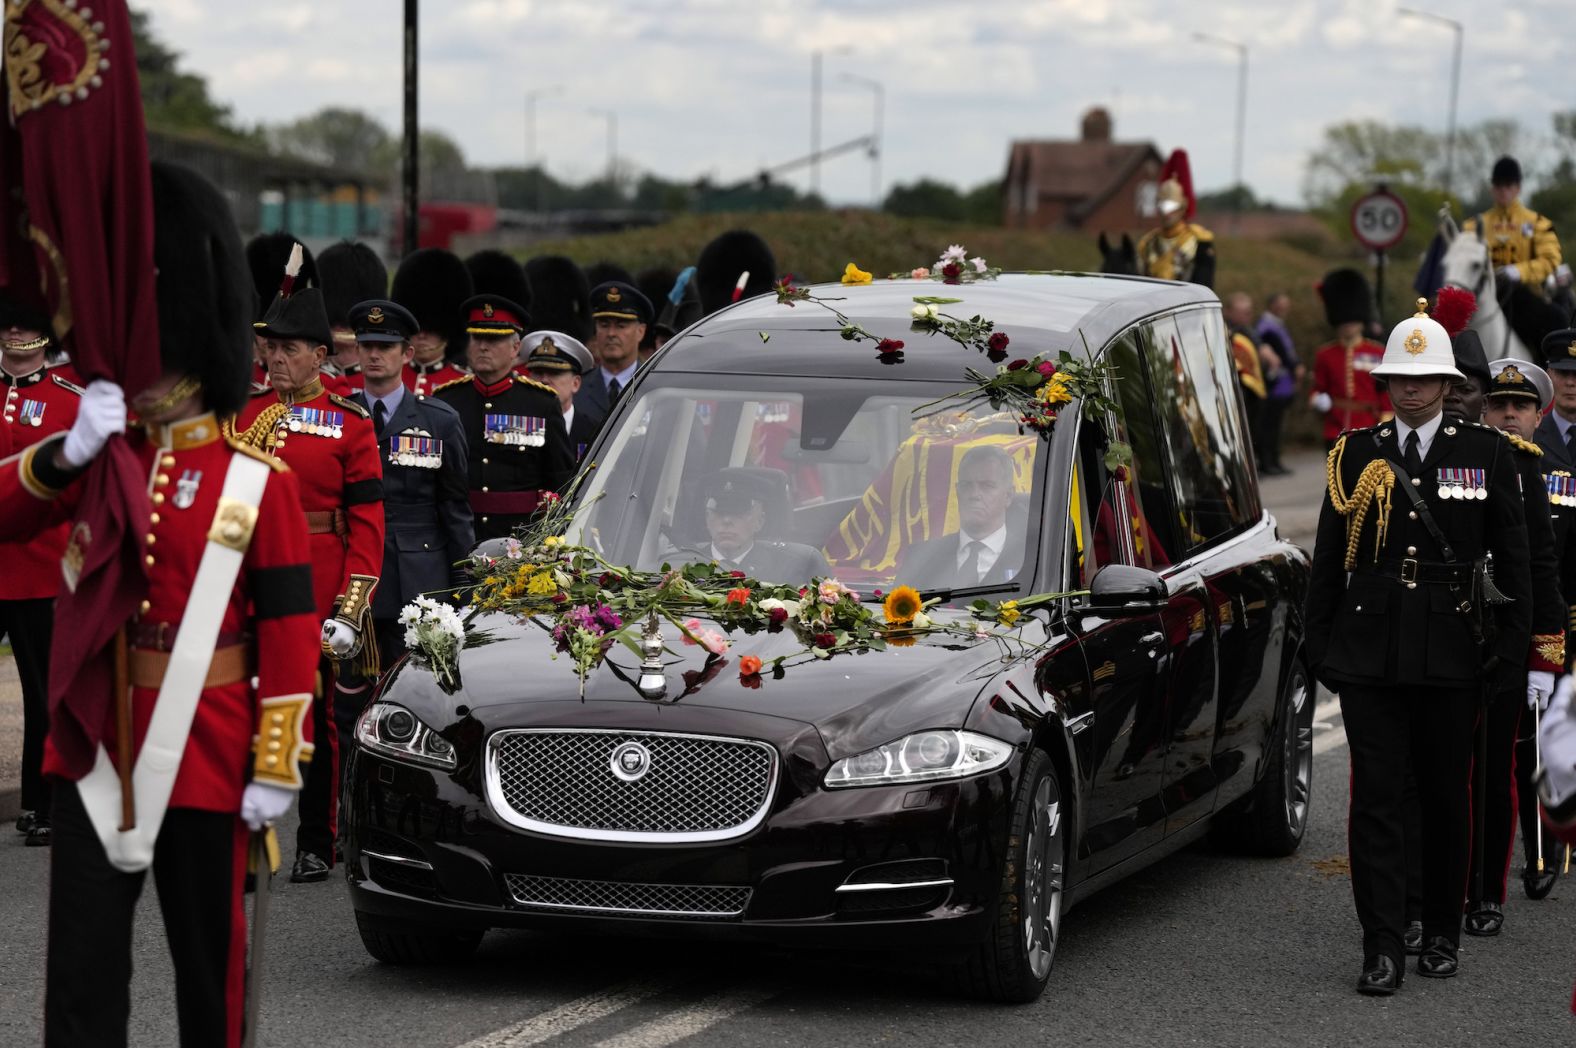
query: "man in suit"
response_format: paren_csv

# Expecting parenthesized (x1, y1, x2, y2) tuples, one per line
(900, 444, 1027, 590)
(521, 329, 603, 462)
(574, 281, 652, 421)
(346, 299, 474, 689)
(699, 469, 827, 583)
(1305, 299, 1532, 995)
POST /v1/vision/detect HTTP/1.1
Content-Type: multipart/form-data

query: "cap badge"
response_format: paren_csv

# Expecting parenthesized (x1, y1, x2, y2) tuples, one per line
(606, 287, 623, 303)
(1497, 364, 1524, 385)
(1567, 339, 1576, 358)
(367, 307, 386, 325)
(540, 336, 556, 353)
(483, 303, 495, 318)
(1404, 328, 1427, 356)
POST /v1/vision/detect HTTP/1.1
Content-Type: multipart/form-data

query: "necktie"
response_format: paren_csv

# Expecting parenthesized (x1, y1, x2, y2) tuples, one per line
(607, 377, 622, 409)
(960, 540, 985, 586)
(1403, 430, 1422, 477)
(374, 399, 388, 440)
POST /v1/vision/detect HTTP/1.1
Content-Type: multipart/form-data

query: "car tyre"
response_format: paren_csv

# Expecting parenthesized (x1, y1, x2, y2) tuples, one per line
(355, 910, 483, 965)
(956, 748, 1064, 1003)
(1212, 660, 1313, 857)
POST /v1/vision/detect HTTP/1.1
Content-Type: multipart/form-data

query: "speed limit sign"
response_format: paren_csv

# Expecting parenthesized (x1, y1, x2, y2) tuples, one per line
(1350, 190, 1408, 251)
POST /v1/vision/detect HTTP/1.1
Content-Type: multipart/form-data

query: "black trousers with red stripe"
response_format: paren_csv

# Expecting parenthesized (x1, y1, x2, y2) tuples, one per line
(0, 597, 55, 816)
(1340, 683, 1478, 962)
(45, 781, 250, 1048)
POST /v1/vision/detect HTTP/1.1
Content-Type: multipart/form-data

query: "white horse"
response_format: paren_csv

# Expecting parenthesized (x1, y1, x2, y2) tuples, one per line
(1434, 207, 1534, 363)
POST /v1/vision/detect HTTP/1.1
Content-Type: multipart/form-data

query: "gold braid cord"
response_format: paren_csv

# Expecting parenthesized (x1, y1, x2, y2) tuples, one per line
(222, 403, 291, 453)
(1325, 435, 1395, 570)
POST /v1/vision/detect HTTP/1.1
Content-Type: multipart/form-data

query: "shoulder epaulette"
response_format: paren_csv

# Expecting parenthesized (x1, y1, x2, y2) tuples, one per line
(432, 376, 471, 394)
(1507, 433, 1543, 457)
(50, 373, 84, 395)
(225, 433, 290, 472)
(1192, 224, 1214, 242)
(513, 374, 559, 397)
(223, 404, 289, 456)
(329, 392, 370, 419)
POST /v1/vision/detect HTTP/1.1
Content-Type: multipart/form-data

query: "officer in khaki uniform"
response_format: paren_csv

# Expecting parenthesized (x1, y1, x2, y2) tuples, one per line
(1464, 156, 1563, 292)
(1306, 299, 1532, 995)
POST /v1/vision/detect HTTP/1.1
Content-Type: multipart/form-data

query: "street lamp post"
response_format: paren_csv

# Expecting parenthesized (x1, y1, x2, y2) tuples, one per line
(810, 46, 852, 199)
(841, 73, 884, 207)
(588, 108, 618, 185)
(526, 85, 564, 214)
(1192, 31, 1248, 235)
(1398, 7, 1463, 199)
(401, 0, 418, 256)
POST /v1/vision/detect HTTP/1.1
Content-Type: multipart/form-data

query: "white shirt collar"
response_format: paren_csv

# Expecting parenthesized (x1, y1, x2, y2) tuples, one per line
(957, 524, 1008, 565)
(601, 361, 638, 390)
(1553, 408, 1576, 439)
(712, 542, 753, 564)
(563, 404, 575, 431)
(1394, 411, 1443, 462)
(368, 383, 405, 418)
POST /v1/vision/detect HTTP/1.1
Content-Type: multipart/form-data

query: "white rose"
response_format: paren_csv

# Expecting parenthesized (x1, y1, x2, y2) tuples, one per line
(911, 611, 932, 630)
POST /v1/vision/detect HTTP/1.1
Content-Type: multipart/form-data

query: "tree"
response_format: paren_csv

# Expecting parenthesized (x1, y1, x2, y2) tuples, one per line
(1302, 120, 1443, 206)
(883, 179, 966, 221)
(267, 107, 392, 173)
(131, 8, 255, 141)
(962, 180, 1002, 226)
(1196, 184, 1264, 212)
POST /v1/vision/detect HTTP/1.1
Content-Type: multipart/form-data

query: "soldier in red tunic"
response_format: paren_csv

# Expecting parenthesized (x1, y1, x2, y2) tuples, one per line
(246, 233, 315, 391)
(1, 163, 320, 1048)
(391, 247, 473, 395)
(0, 297, 81, 845)
(1310, 269, 1391, 448)
(239, 283, 385, 883)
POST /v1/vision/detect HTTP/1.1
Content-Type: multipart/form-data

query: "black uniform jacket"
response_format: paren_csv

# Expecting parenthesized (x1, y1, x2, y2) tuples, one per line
(1533, 413, 1576, 661)
(1305, 419, 1531, 689)
(351, 388, 475, 618)
(435, 374, 575, 542)
(1505, 436, 1567, 672)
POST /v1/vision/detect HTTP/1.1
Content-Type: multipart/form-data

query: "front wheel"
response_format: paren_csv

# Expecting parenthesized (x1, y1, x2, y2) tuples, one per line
(956, 749, 1065, 1003)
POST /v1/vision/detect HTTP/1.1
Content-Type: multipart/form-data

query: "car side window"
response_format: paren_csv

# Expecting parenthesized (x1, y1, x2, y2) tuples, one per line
(1068, 419, 1140, 587)
(1103, 332, 1179, 570)
(1141, 310, 1260, 553)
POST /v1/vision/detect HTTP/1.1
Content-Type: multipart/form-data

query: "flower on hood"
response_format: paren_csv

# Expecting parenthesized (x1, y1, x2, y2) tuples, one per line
(970, 256, 988, 274)
(987, 332, 1010, 353)
(882, 585, 923, 624)
(911, 303, 940, 321)
(941, 244, 967, 262)
(739, 654, 763, 678)
(910, 267, 931, 279)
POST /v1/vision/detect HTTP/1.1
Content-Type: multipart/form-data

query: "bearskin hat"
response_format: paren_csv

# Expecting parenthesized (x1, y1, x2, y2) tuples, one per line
(638, 266, 703, 340)
(1451, 328, 1490, 387)
(465, 249, 533, 311)
(316, 241, 388, 330)
(246, 231, 315, 323)
(391, 247, 474, 351)
(696, 230, 777, 315)
(1317, 268, 1374, 328)
(584, 260, 635, 289)
(1492, 156, 1522, 187)
(524, 255, 592, 343)
(152, 162, 254, 417)
(0, 296, 55, 341)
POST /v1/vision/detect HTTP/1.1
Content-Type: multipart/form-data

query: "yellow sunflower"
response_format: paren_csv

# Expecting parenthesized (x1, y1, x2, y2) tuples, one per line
(883, 584, 923, 624)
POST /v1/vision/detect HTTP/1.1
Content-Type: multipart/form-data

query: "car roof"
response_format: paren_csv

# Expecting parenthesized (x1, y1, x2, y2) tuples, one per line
(648, 272, 1219, 381)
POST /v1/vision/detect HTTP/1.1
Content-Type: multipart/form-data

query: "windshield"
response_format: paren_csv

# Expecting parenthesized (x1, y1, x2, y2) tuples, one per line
(567, 381, 1045, 595)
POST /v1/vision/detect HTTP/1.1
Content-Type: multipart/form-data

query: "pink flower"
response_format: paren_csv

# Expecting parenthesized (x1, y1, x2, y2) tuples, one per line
(910, 267, 930, 279)
(1037, 360, 1057, 376)
(681, 618, 703, 645)
(970, 256, 988, 273)
(699, 629, 730, 655)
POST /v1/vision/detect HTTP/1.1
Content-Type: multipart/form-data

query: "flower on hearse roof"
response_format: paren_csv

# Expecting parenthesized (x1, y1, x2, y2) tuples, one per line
(911, 303, 940, 321)
(817, 578, 857, 605)
(842, 262, 873, 285)
(910, 267, 931, 279)
(726, 587, 751, 606)
(1038, 374, 1073, 405)
(970, 256, 988, 274)
(739, 654, 763, 678)
(941, 244, 967, 261)
(988, 332, 1010, 353)
(883, 585, 923, 624)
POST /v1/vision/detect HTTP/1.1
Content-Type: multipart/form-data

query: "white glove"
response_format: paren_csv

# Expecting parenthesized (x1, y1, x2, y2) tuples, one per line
(321, 617, 360, 658)
(61, 379, 127, 468)
(1498, 264, 1521, 284)
(239, 781, 295, 831)
(1310, 391, 1333, 413)
(1528, 670, 1555, 711)
(1556, 263, 1572, 288)
(1540, 676, 1576, 808)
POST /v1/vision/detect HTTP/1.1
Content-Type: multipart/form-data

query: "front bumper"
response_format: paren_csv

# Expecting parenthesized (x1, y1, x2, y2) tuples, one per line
(342, 741, 1017, 951)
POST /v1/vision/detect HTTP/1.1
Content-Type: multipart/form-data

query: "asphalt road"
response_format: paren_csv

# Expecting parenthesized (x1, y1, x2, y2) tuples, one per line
(2, 453, 1573, 1045)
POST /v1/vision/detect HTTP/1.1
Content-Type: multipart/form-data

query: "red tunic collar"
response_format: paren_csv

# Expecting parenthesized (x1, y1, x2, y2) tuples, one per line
(472, 375, 514, 397)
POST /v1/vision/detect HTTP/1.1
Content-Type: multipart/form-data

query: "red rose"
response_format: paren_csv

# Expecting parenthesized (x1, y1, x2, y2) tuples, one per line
(941, 262, 963, 283)
(730, 570, 747, 579)
(767, 607, 788, 631)
(813, 632, 837, 649)
(872, 588, 883, 599)
(987, 332, 1010, 352)
(1007, 359, 1029, 371)
(876, 338, 904, 354)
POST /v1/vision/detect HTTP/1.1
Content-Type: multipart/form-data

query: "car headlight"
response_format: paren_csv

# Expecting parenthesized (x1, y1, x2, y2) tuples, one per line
(824, 730, 1013, 788)
(356, 702, 456, 769)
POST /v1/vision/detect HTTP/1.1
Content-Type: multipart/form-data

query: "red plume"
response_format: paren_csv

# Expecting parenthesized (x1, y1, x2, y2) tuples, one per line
(1159, 149, 1196, 220)
(1433, 286, 1476, 336)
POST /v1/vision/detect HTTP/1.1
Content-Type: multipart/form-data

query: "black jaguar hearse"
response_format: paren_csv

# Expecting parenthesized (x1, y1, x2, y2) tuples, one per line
(344, 274, 1312, 1002)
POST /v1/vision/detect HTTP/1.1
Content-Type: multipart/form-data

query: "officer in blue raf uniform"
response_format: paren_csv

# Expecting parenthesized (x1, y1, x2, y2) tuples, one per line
(346, 299, 474, 677)
(1305, 299, 1532, 996)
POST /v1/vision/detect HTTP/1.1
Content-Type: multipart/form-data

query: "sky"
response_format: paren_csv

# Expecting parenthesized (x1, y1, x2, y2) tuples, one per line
(148, 0, 1574, 208)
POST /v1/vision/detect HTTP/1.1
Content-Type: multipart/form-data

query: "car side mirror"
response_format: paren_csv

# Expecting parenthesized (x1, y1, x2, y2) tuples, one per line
(1087, 564, 1167, 615)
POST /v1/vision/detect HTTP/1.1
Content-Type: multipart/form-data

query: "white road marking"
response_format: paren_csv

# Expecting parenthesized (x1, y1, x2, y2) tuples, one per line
(455, 980, 675, 1048)
(1311, 696, 1347, 756)
(590, 988, 777, 1048)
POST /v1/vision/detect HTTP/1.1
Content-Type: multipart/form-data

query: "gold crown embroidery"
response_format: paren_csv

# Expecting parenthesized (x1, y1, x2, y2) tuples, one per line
(539, 336, 556, 352)
(483, 303, 495, 318)
(367, 307, 385, 325)
(1497, 364, 1524, 384)
(1567, 339, 1576, 358)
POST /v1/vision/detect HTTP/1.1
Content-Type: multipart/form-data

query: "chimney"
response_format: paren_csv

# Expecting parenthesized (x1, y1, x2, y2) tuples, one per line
(1081, 107, 1112, 143)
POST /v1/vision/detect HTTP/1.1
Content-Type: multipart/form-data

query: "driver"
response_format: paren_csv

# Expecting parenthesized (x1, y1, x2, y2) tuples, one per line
(701, 469, 828, 583)
(899, 444, 1025, 589)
